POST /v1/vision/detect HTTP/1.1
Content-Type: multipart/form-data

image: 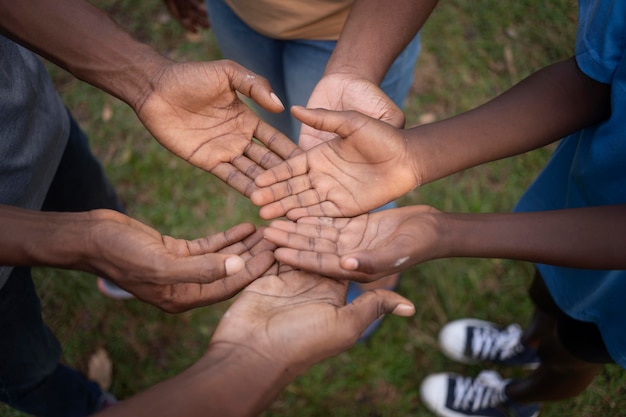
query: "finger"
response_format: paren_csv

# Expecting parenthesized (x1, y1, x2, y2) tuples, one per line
(220, 228, 277, 259)
(253, 154, 309, 187)
(186, 223, 256, 256)
(340, 249, 412, 275)
(263, 227, 337, 253)
(342, 289, 416, 323)
(161, 253, 245, 285)
(292, 106, 370, 140)
(273, 248, 347, 278)
(266, 220, 340, 242)
(210, 162, 257, 197)
(227, 63, 285, 113)
(244, 141, 285, 171)
(285, 201, 347, 221)
(251, 175, 313, 206)
(252, 121, 302, 161)
(258, 189, 338, 221)
(162, 250, 276, 312)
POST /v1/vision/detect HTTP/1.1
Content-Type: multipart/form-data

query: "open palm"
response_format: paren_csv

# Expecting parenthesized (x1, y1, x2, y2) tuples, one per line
(299, 73, 405, 150)
(263, 206, 443, 282)
(137, 59, 299, 196)
(252, 106, 418, 220)
(209, 266, 415, 368)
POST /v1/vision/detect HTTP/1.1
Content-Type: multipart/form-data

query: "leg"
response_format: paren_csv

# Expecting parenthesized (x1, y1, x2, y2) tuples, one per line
(506, 270, 607, 402)
(0, 267, 104, 417)
(41, 110, 124, 213)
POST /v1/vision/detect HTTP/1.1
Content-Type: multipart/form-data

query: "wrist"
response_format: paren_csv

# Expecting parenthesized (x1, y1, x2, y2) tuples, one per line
(192, 342, 302, 416)
(0, 207, 93, 269)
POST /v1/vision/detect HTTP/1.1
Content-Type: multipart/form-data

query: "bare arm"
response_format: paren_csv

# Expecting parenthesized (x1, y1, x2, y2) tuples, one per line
(96, 267, 415, 416)
(0, 0, 297, 185)
(0, 204, 278, 312)
(263, 205, 626, 283)
(326, 0, 437, 83)
(0, 0, 163, 107)
(253, 58, 611, 219)
(299, 0, 437, 148)
(410, 58, 611, 185)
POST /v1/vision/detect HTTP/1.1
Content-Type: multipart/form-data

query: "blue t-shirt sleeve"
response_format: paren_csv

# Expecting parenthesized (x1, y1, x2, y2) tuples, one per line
(575, 0, 626, 83)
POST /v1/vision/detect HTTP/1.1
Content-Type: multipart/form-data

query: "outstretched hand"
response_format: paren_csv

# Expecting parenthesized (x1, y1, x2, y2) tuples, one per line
(263, 206, 444, 282)
(209, 264, 415, 372)
(251, 106, 419, 220)
(135, 59, 300, 197)
(299, 73, 406, 150)
(86, 210, 276, 313)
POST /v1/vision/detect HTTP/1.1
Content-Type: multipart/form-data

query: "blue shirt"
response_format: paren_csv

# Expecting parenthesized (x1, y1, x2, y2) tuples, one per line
(514, 0, 626, 367)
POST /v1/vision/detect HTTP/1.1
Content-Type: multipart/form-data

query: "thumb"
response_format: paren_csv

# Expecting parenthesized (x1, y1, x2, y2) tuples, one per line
(292, 105, 370, 139)
(228, 63, 285, 113)
(340, 289, 415, 336)
(166, 253, 245, 284)
(340, 249, 412, 276)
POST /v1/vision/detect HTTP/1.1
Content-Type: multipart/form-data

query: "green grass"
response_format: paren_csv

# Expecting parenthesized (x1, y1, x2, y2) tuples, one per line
(3, 0, 625, 416)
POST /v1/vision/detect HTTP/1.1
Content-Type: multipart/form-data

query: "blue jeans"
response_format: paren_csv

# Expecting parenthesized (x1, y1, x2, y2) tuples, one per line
(0, 111, 123, 416)
(205, 0, 421, 141)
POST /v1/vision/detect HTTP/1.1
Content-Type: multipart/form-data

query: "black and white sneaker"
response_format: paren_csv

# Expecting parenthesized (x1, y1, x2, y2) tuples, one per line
(420, 370, 541, 417)
(438, 319, 540, 368)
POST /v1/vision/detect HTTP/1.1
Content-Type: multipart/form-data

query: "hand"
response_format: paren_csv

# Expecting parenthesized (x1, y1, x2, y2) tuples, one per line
(163, 0, 209, 33)
(299, 73, 405, 150)
(251, 106, 419, 220)
(263, 206, 443, 282)
(85, 210, 276, 312)
(209, 265, 415, 374)
(135, 59, 300, 197)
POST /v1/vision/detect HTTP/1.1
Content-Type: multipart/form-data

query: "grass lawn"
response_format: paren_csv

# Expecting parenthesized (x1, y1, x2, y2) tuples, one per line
(2, 0, 625, 416)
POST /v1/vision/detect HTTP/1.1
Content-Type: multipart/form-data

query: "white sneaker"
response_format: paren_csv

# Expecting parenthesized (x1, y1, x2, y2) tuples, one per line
(420, 370, 541, 417)
(438, 319, 539, 368)
(97, 278, 134, 300)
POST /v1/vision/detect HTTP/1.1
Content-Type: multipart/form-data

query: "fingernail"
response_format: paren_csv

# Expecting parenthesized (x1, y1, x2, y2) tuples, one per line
(225, 257, 244, 275)
(270, 92, 284, 109)
(391, 303, 415, 317)
(342, 257, 359, 270)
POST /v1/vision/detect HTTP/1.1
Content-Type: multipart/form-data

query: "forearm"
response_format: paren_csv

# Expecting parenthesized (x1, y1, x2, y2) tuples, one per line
(408, 58, 611, 184)
(0, 204, 91, 269)
(0, 0, 167, 109)
(98, 344, 299, 417)
(437, 205, 626, 270)
(326, 0, 437, 83)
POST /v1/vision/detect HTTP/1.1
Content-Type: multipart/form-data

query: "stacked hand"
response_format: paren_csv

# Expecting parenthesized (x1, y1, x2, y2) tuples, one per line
(299, 73, 406, 149)
(135, 59, 301, 197)
(209, 264, 416, 373)
(85, 210, 276, 312)
(263, 206, 443, 282)
(251, 106, 420, 220)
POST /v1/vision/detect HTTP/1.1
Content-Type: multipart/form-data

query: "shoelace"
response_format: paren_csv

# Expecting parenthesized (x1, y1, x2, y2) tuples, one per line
(470, 323, 524, 361)
(452, 371, 509, 412)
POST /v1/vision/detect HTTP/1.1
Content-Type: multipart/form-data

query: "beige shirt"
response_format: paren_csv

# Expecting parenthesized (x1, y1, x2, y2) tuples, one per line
(225, 0, 353, 40)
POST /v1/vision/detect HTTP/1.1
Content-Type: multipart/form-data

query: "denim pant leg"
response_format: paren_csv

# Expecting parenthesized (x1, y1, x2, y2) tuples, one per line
(0, 267, 103, 417)
(0, 111, 123, 416)
(205, 0, 295, 137)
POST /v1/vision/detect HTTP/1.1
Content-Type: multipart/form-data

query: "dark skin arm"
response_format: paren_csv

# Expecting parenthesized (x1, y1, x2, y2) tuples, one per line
(96, 266, 415, 416)
(263, 205, 626, 282)
(0, 0, 299, 195)
(0, 205, 276, 312)
(300, 0, 438, 149)
(252, 58, 611, 220)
